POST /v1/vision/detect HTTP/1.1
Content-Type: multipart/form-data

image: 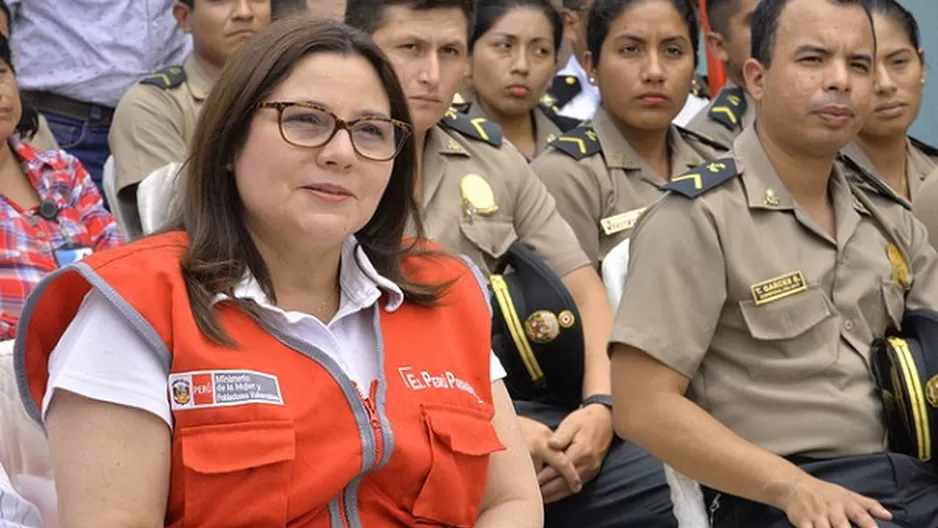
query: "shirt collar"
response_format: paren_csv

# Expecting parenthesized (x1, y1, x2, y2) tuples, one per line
(11, 135, 61, 172)
(735, 126, 853, 212)
(214, 236, 405, 316)
(183, 56, 214, 102)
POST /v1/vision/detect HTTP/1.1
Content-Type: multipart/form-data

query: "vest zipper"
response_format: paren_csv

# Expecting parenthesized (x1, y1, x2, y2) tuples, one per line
(363, 380, 384, 468)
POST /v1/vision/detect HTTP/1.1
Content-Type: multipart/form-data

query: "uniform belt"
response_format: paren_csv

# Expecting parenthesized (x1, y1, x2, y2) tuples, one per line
(21, 91, 115, 124)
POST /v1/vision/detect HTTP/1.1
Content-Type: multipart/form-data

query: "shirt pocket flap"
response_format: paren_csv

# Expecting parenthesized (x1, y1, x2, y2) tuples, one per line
(422, 403, 503, 456)
(459, 217, 519, 261)
(739, 286, 832, 341)
(181, 420, 296, 474)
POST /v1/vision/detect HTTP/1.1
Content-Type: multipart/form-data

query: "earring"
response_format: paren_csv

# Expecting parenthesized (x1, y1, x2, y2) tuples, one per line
(588, 76, 597, 84)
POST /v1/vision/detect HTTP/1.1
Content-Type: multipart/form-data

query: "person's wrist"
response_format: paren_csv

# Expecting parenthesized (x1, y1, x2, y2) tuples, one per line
(766, 465, 811, 511)
(581, 393, 613, 412)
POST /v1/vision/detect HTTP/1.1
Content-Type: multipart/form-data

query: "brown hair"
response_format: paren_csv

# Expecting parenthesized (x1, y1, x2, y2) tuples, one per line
(170, 16, 447, 345)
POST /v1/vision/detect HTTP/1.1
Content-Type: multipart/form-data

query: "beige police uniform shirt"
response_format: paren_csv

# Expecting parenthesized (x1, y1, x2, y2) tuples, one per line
(611, 125, 938, 459)
(416, 118, 590, 277)
(914, 167, 938, 249)
(108, 56, 212, 236)
(462, 96, 567, 160)
(686, 81, 756, 150)
(841, 140, 937, 203)
(532, 106, 725, 266)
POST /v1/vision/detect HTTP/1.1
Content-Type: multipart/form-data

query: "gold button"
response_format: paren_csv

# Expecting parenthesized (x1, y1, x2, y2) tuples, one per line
(565, 76, 576, 86)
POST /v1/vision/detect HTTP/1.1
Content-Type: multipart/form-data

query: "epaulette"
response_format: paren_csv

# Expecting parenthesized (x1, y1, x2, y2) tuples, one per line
(910, 136, 938, 159)
(708, 86, 747, 131)
(837, 153, 911, 211)
(549, 126, 601, 160)
(139, 65, 186, 90)
(439, 108, 503, 147)
(538, 103, 580, 133)
(664, 158, 738, 198)
(541, 75, 581, 110)
(676, 125, 730, 152)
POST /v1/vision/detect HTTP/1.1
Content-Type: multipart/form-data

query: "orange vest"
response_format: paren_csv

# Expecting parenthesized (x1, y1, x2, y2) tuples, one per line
(18, 232, 504, 527)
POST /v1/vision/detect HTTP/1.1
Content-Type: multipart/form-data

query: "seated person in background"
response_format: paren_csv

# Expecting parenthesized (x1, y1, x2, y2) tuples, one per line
(839, 0, 936, 203)
(686, 0, 759, 149)
(611, 0, 938, 527)
(0, 0, 55, 153)
(0, 34, 122, 340)
(17, 19, 541, 527)
(534, 0, 727, 268)
(109, 0, 271, 238)
(463, 0, 579, 160)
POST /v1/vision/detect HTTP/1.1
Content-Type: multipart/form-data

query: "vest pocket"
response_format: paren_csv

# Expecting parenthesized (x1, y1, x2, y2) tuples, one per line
(412, 403, 505, 527)
(178, 420, 295, 525)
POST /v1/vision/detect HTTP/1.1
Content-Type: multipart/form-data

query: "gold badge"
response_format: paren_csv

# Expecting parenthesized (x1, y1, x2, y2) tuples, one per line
(460, 174, 498, 217)
(524, 310, 561, 344)
(558, 310, 576, 328)
(565, 76, 576, 86)
(927, 374, 938, 408)
(446, 138, 463, 152)
(545, 134, 557, 144)
(750, 271, 807, 305)
(888, 243, 911, 289)
(763, 188, 780, 206)
(600, 207, 646, 236)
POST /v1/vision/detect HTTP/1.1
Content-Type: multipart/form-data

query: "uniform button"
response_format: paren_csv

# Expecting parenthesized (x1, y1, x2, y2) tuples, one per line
(843, 319, 855, 331)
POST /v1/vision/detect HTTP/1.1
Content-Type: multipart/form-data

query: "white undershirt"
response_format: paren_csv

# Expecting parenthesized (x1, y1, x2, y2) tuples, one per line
(42, 238, 505, 430)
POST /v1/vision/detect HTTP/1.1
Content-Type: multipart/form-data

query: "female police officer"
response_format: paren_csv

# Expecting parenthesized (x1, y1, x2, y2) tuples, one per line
(532, 0, 726, 267)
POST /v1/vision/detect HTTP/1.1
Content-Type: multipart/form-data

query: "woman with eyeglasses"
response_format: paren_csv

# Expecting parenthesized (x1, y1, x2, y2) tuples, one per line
(839, 0, 936, 202)
(15, 18, 542, 528)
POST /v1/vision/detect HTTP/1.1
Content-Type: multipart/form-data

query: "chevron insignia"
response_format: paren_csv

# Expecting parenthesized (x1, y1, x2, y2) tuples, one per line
(139, 65, 186, 90)
(708, 86, 747, 131)
(549, 126, 601, 160)
(439, 108, 503, 147)
(664, 158, 738, 198)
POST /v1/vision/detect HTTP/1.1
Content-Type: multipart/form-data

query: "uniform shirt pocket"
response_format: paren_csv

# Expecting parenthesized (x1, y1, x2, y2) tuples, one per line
(459, 216, 519, 262)
(738, 285, 837, 381)
(178, 420, 295, 526)
(412, 402, 505, 527)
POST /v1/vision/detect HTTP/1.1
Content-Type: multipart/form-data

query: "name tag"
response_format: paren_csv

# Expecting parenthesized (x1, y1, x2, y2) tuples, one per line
(750, 271, 807, 305)
(600, 207, 646, 236)
(53, 245, 93, 267)
(169, 370, 284, 410)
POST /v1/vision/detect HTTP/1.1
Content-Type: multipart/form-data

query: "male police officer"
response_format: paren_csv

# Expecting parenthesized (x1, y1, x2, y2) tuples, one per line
(611, 0, 938, 527)
(347, 1, 676, 526)
(109, 0, 271, 237)
(686, 0, 760, 148)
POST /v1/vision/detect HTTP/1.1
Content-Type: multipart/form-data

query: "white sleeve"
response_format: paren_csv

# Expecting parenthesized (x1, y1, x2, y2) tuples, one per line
(42, 289, 172, 430)
(489, 351, 506, 382)
(0, 463, 42, 528)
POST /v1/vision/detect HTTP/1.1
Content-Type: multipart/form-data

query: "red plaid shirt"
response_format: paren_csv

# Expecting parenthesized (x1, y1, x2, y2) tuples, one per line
(0, 137, 124, 339)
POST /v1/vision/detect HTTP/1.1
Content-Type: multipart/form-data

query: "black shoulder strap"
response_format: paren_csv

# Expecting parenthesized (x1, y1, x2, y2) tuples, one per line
(837, 153, 911, 210)
(542, 75, 582, 109)
(910, 136, 938, 158)
(664, 158, 739, 198)
(538, 103, 580, 133)
(139, 65, 186, 90)
(708, 86, 747, 131)
(439, 108, 503, 147)
(548, 126, 602, 160)
(676, 125, 731, 152)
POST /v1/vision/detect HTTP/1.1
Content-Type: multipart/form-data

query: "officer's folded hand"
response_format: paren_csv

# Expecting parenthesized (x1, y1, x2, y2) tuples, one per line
(517, 416, 582, 503)
(534, 405, 614, 502)
(779, 473, 893, 528)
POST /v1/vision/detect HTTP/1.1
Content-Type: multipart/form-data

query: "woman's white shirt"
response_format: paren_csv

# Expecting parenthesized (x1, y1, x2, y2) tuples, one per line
(42, 238, 506, 430)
